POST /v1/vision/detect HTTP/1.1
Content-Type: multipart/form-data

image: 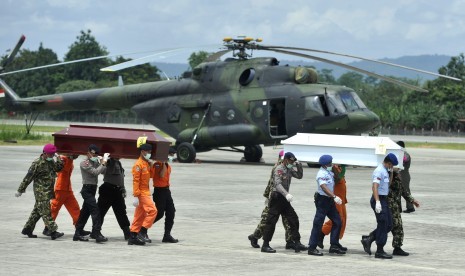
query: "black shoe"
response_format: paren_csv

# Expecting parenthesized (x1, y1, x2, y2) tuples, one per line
(50, 231, 64, 240)
(162, 234, 179, 243)
(42, 227, 51, 236)
(361, 237, 372, 255)
(285, 241, 295, 250)
(403, 209, 415, 213)
(375, 251, 393, 259)
(248, 234, 260, 248)
(21, 228, 37, 238)
(308, 248, 323, 256)
(139, 227, 151, 243)
(317, 232, 325, 249)
(91, 231, 108, 243)
(261, 245, 276, 253)
(81, 230, 91, 236)
(128, 232, 145, 246)
(294, 241, 308, 252)
(336, 243, 348, 252)
(329, 245, 346, 255)
(393, 247, 409, 256)
(73, 234, 89, 242)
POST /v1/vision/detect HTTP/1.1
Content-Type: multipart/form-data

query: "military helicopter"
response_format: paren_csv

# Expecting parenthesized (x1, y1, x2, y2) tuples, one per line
(0, 36, 461, 163)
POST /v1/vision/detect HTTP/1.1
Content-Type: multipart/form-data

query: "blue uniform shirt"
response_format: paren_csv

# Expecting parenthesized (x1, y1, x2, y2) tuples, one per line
(316, 167, 335, 196)
(372, 164, 390, 196)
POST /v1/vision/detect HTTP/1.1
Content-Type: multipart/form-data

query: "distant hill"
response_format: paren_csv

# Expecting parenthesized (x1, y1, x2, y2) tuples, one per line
(152, 55, 452, 82)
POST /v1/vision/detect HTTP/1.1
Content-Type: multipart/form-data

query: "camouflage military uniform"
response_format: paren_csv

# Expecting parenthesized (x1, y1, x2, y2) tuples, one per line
(17, 154, 63, 233)
(388, 171, 415, 248)
(251, 160, 291, 242)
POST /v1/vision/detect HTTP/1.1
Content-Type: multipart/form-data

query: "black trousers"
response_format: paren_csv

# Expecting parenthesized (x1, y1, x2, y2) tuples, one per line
(308, 194, 341, 249)
(262, 192, 300, 243)
(98, 182, 130, 230)
(75, 185, 101, 234)
(153, 187, 176, 235)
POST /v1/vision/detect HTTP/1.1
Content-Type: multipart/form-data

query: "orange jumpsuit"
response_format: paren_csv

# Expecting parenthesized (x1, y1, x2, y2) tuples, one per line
(130, 157, 157, 233)
(321, 165, 347, 239)
(50, 155, 81, 225)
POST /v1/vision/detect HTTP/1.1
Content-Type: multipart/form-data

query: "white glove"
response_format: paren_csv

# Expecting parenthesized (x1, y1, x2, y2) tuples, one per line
(334, 196, 342, 205)
(133, 197, 139, 207)
(285, 194, 293, 202)
(265, 198, 269, 206)
(97, 156, 103, 161)
(54, 153, 59, 158)
(15, 192, 22, 197)
(103, 153, 110, 162)
(375, 201, 382, 213)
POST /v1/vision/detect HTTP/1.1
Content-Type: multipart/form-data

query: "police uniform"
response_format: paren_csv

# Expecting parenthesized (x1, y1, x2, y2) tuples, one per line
(261, 153, 303, 253)
(17, 152, 64, 239)
(308, 166, 343, 253)
(98, 158, 131, 239)
(74, 155, 106, 241)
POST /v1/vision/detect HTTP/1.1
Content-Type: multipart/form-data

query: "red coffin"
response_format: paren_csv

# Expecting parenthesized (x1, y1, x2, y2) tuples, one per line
(53, 124, 171, 160)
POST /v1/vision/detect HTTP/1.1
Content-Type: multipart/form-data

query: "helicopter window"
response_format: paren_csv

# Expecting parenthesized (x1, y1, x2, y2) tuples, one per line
(239, 68, 255, 86)
(351, 91, 367, 109)
(304, 96, 325, 117)
(338, 92, 359, 111)
(191, 113, 200, 122)
(227, 109, 235, 120)
(326, 94, 346, 114)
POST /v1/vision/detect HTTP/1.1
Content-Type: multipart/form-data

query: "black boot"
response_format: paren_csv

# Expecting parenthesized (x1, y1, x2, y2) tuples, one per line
(317, 231, 325, 249)
(285, 241, 295, 250)
(80, 230, 91, 236)
(329, 244, 346, 255)
(294, 241, 308, 252)
(393, 247, 409, 256)
(50, 231, 64, 240)
(375, 245, 393, 259)
(261, 241, 276, 253)
(73, 234, 89, 241)
(91, 230, 108, 243)
(128, 232, 145, 246)
(122, 227, 131, 241)
(21, 228, 37, 238)
(361, 232, 375, 255)
(248, 234, 260, 248)
(308, 248, 323, 256)
(162, 234, 179, 243)
(140, 227, 151, 243)
(42, 227, 51, 236)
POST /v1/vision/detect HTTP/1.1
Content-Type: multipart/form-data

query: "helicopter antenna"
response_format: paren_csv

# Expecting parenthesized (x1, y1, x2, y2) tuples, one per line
(223, 36, 263, 60)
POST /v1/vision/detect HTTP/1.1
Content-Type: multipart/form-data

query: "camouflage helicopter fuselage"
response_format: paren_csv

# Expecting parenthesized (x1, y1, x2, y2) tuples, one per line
(2, 57, 380, 159)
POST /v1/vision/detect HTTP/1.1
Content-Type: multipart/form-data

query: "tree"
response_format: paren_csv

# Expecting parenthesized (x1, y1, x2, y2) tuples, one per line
(318, 69, 336, 84)
(188, 51, 209, 69)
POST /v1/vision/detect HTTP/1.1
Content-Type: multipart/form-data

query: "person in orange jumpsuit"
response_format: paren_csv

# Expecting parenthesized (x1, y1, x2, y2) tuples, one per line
(128, 143, 158, 246)
(318, 164, 348, 251)
(43, 154, 90, 237)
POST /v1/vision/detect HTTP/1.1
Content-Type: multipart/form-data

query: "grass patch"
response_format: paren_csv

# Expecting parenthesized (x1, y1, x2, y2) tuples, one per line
(407, 141, 465, 150)
(0, 125, 54, 145)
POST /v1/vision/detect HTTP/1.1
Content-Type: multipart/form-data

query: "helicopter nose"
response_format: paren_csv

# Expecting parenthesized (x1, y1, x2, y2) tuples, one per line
(347, 109, 380, 133)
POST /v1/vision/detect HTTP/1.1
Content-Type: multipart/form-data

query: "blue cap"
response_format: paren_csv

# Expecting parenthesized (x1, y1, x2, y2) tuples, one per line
(284, 152, 296, 161)
(386, 153, 398, 166)
(318, 154, 333, 166)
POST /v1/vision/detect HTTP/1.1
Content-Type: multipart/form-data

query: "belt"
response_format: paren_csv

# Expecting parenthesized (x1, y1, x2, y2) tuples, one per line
(83, 184, 96, 187)
(378, 195, 387, 199)
(154, 186, 170, 189)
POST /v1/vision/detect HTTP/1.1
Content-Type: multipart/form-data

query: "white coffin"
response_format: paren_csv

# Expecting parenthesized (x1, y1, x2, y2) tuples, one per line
(282, 133, 404, 169)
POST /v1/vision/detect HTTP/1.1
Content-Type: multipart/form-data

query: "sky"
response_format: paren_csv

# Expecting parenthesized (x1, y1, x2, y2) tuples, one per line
(1, 0, 465, 65)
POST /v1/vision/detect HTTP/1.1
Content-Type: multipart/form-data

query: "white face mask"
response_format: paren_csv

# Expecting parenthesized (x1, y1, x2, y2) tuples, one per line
(144, 153, 151, 160)
(168, 156, 174, 163)
(46, 157, 54, 161)
(286, 163, 294, 169)
(90, 157, 99, 162)
(326, 165, 333, 171)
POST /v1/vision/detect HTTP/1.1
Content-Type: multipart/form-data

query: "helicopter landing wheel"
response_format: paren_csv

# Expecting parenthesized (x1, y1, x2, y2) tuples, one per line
(244, 145, 263, 162)
(177, 142, 197, 163)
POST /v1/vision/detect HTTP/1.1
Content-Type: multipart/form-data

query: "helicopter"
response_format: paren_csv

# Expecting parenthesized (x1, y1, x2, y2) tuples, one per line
(0, 36, 461, 163)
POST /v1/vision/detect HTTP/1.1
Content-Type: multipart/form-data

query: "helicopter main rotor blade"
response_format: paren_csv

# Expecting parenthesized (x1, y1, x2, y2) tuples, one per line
(1, 35, 26, 72)
(267, 48, 428, 92)
(261, 45, 461, 82)
(205, 50, 231, 62)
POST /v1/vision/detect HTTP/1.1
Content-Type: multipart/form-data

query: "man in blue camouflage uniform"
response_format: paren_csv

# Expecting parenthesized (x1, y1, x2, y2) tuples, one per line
(16, 144, 65, 240)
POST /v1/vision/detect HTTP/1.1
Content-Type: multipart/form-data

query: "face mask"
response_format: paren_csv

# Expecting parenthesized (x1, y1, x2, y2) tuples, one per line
(286, 164, 294, 169)
(326, 165, 333, 171)
(168, 156, 174, 163)
(46, 157, 54, 161)
(144, 153, 151, 160)
(90, 157, 99, 162)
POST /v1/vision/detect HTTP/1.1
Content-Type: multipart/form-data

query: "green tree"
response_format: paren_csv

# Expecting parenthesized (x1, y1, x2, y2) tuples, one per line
(318, 69, 336, 84)
(188, 51, 209, 69)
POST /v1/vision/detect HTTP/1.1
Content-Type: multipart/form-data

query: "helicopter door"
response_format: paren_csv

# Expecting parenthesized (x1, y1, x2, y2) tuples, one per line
(269, 98, 287, 137)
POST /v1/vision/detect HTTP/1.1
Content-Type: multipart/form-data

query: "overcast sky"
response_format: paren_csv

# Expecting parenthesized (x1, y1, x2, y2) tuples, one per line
(2, 0, 465, 64)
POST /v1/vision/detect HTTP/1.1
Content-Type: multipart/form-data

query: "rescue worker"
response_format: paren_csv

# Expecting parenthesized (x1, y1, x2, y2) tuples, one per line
(248, 150, 296, 250)
(15, 144, 64, 240)
(397, 141, 415, 213)
(361, 153, 398, 259)
(73, 144, 108, 243)
(363, 169, 420, 256)
(261, 152, 306, 253)
(151, 147, 179, 243)
(308, 155, 346, 256)
(128, 143, 158, 246)
(98, 156, 131, 240)
(44, 153, 90, 237)
(318, 164, 348, 251)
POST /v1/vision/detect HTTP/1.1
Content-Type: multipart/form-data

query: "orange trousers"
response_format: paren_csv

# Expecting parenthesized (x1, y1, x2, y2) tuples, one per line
(50, 190, 81, 225)
(130, 195, 158, 233)
(321, 203, 347, 239)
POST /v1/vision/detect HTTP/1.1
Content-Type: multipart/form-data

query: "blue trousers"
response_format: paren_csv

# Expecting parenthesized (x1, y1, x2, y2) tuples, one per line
(308, 194, 341, 249)
(370, 196, 392, 247)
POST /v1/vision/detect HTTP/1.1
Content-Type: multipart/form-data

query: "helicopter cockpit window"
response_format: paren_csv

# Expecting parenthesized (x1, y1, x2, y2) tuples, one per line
(326, 94, 346, 115)
(304, 96, 325, 117)
(239, 68, 255, 86)
(351, 91, 367, 109)
(338, 91, 360, 111)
